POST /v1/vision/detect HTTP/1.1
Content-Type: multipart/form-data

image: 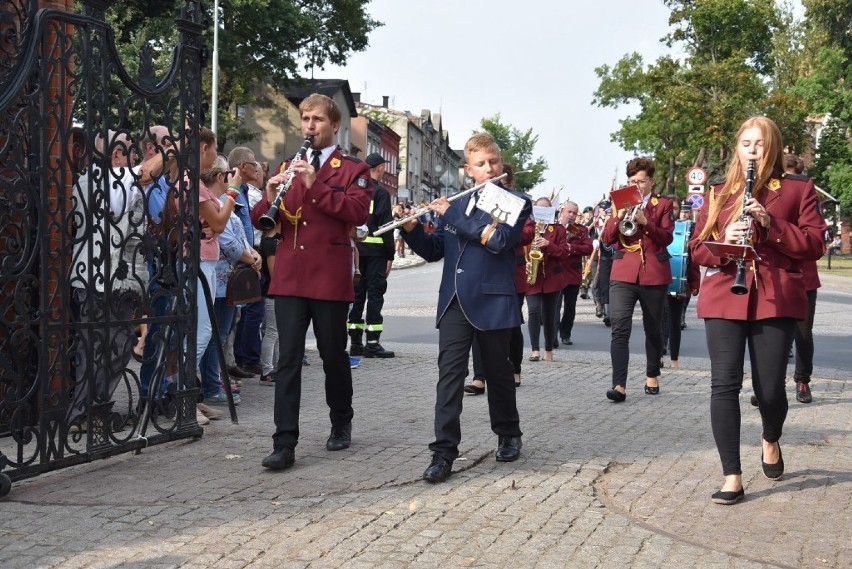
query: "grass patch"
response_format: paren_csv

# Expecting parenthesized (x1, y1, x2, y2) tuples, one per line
(818, 253, 852, 276)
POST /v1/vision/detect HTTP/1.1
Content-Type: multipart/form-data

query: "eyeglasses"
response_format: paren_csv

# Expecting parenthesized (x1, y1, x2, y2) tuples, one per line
(241, 161, 258, 169)
(628, 178, 651, 186)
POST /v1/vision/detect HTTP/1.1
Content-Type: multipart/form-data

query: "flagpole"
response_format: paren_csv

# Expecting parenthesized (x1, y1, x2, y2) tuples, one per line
(211, 0, 220, 133)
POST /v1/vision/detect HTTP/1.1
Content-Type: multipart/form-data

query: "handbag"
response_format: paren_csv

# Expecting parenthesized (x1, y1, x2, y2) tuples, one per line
(226, 264, 262, 306)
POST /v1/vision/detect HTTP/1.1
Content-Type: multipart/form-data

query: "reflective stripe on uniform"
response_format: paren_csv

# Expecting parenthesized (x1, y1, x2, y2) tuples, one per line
(362, 236, 383, 244)
(365, 323, 384, 332)
(348, 322, 365, 331)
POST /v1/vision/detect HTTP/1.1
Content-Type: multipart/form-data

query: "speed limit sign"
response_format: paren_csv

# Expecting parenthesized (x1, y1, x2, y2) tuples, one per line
(686, 167, 707, 186)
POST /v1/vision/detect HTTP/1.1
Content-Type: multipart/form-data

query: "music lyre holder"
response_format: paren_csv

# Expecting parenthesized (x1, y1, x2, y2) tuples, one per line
(703, 242, 761, 262)
(609, 184, 642, 211)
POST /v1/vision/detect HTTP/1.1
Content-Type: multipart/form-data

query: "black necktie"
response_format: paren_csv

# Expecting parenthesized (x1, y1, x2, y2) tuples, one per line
(311, 150, 322, 172)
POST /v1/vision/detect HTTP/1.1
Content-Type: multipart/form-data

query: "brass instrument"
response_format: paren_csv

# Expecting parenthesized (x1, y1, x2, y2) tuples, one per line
(372, 173, 507, 236)
(731, 159, 756, 295)
(618, 201, 645, 237)
(526, 222, 546, 285)
(258, 136, 313, 231)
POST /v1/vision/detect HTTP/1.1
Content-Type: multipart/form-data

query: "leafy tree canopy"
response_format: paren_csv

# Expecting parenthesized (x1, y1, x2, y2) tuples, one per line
(478, 114, 547, 193)
(106, 0, 382, 146)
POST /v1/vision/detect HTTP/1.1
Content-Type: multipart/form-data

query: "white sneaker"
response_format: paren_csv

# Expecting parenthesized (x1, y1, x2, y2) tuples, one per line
(196, 408, 210, 426)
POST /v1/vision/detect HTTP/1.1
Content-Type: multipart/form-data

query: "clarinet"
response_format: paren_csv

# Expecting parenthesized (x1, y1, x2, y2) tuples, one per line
(257, 136, 313, 230)
(731, 159, 756, 295)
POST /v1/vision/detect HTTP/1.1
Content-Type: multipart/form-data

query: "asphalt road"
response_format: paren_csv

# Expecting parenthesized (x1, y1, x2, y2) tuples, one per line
(381, 261, 852, 373)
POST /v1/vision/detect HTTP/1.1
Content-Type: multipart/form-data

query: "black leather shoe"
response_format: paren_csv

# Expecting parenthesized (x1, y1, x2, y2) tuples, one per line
(363, 343, 395, 358)
(796, 381, 812, 403)
(750, 394, 759, 407)
(262, 448, 295, 470)
(241, 362, 263, 375)
(644, 383, 659, 395)
(464, 382, 485, 395)
(227, 366, 254, 379)
(496, 435, 522, 462)
(326, 424, 352, 451)
(423, 455, 452, 483)
(761, 442, 784, 480)
(606, 388, 626, 402)
(711, 488, 744, 505)
(603, 316, 611, 327)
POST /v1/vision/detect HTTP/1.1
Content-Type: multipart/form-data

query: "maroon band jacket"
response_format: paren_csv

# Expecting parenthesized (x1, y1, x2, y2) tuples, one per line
(689, 173, 827, 321)
(250, 150, 372, 302)
(561, 222, 594, 286)
(601, 194, 674, 286)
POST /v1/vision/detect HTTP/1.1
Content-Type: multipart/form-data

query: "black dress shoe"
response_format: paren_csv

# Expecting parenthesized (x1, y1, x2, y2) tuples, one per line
(262, 448, 295, 470)
(464, 383, 485, 395)
(227, 366, 254, 379)
(644, 383, 660, 395)
(606, 388, 626, 402)
(326, 424, 352, 451)
(761, 442, 784, 480)
(496, 435, 522, 462)
(750, 394, 759, 407)
(423, 455, 452, 483)
(363, 343, 395, 358)
(711, 488, 744, 505)
(241, 362, 263, 375)
(603, 316, 611, 327)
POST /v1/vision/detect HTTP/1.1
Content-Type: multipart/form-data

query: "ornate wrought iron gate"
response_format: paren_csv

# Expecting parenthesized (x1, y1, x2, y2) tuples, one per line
(0, 0, 210, 496)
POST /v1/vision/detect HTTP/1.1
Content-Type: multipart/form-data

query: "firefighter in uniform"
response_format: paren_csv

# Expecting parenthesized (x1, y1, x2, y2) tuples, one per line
(348, 153, 396, 358)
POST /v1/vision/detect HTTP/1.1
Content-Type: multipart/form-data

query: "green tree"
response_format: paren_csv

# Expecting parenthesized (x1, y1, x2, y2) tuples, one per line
(106, 0, 382, 146)
(594, 0, 795, 199)
(478, 114, 547, 193)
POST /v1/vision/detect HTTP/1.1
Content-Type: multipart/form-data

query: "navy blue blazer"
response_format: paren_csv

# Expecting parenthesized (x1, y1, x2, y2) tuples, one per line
(404, 189, 532, 330)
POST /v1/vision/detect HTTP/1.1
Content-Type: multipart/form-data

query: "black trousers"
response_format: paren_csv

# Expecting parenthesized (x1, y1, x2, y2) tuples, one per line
(272, 296, 353, 450)
(348, 255, 388, 331)
(432, 298, 521, 462)
(661, 295, 686, 360)
(609, 281, 666, 388)
(793, 289, 818, 383)
(473, 293, 525, 378)
(558, 284, 580, 341)
(705, 317, 795, 475)
(527, 291, 559, 351)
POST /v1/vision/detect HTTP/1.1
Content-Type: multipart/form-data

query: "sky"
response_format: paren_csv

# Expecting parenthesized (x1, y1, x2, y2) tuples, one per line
(316, 0, 678, 208)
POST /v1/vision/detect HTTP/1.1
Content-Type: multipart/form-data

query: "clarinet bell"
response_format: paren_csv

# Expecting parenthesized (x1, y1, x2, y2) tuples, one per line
(258, 204, 279, 231)
(731, 263, 748, 295)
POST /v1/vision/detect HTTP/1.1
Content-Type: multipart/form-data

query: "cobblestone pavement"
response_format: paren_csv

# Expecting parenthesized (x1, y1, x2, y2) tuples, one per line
(0, 258, 849, 568)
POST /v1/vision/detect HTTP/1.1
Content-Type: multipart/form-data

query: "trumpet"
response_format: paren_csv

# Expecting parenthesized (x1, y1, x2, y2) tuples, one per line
(619, 202, 645, 236)
(258, 136, 313, 230)
(372, 173, 507, 236)
(731, 159, 756, 295)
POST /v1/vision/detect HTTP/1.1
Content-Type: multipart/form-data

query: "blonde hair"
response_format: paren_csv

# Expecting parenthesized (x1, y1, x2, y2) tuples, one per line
(299, 93, 341, 124)
(697, 116, 784, 241)
(464, 132, 501, 161)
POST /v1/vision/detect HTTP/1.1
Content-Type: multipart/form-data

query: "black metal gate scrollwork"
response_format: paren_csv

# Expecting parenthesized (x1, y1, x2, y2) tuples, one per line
(0, 0, 210, 496)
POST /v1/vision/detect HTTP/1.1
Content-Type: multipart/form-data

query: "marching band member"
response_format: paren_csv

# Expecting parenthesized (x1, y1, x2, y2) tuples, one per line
(556, 201, 594, 346)
(402, 133, 531, 483)
(524, 198, 570, 362)
(661, 199, 700, 368)
(602, 158, 674, 402)
(252, 94, 372, 471)
(689, 117, 826, 504)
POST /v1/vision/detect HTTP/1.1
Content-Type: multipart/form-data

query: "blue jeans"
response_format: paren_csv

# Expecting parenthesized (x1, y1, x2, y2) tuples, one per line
(195, 261, 218, 370)
(200, 297, 236, 398)
(139, 291, 174, 398)
(235, 299, 264, 366)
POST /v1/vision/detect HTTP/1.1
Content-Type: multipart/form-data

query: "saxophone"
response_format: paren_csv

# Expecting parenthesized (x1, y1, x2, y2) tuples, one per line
(526, 222, 546, 285)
